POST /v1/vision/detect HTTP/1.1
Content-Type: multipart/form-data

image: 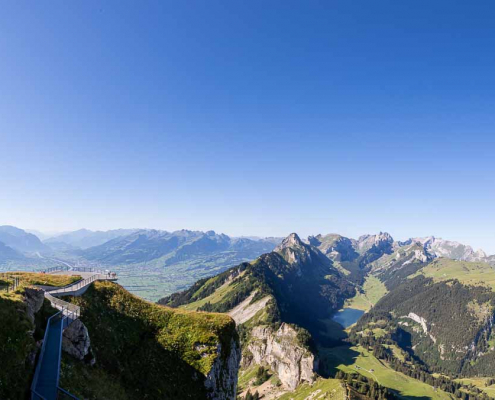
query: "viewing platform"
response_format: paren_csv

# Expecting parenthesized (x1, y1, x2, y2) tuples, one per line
(44, 266, 118, 297)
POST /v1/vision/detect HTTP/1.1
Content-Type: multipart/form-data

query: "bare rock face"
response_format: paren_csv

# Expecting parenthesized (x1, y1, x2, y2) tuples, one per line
(204, 338, 241, 400)
(23, 287, 45, 324)
(62, 319, 92, 363)
(356, 232, 394, 254)
(247, 323, 316, 390)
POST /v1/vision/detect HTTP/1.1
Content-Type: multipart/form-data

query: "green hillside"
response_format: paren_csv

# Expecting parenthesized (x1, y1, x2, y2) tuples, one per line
(62, 281, 239, 399)
(0, 273, 70, 399)
(411, 258, 495, 289)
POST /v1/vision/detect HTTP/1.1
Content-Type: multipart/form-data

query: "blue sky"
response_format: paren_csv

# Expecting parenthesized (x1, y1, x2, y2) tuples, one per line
(1, 1, 495, 252)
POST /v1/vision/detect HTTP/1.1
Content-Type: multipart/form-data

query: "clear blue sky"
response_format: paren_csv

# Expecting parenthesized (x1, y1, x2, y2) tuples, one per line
(1, 1, 494, 253)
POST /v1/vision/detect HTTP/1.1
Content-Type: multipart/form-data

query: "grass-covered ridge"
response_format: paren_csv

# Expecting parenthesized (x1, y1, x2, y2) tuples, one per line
(0, 285, 56, 399)
(411, 258, 495, 290)
(62, 281, 238, 399)
(0, 271, 81, 288)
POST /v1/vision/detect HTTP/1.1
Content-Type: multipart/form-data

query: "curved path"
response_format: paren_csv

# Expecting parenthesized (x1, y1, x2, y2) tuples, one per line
(31, 268, 117, 400)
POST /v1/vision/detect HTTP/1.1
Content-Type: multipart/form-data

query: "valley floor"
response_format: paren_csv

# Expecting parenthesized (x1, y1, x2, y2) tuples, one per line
(320, 345, 453, 399)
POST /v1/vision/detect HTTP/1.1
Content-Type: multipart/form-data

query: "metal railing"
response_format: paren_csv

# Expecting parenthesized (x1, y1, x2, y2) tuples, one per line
(31, 310, 63, 400)
(49, 273, 116, 296)
(45, 292, 81, 323)
(44, 265, 70, 274)
(0, 274, 20, 293)
(31, 294, 81, 400)
(69, 266, 108, 274)
(57, 387, 79, 399)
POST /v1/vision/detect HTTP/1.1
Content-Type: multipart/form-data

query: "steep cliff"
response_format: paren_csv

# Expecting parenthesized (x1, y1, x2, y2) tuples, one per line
(246, 324, 316, 390)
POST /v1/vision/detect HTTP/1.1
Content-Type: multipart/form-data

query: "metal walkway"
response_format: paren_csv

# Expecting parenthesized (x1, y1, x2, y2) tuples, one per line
(31, 268, 117, 400)
(32, 316, 63, 400)
(31, 298, 79, 400)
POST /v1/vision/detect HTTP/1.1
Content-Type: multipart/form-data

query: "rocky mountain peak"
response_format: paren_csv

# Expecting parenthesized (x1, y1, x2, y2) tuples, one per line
(275, 233, 305, 251)
(356, 231, 394, 254)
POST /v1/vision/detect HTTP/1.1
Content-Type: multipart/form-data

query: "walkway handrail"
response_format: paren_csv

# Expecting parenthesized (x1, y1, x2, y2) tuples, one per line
(45, 265, 70, 274)
(49, 273, 114, 295)
(31, 310, 63, 400)
(31, 293, 81, 400)
(69, 266, 108, 274)
(45, 292, 81, 320)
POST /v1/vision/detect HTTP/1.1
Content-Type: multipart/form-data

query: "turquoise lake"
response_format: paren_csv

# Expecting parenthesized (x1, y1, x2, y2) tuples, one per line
(332, 308, 365, 328)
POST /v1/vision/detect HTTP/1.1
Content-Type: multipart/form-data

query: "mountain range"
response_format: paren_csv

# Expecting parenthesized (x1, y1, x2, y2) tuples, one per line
(0, 225, 49, 254)
(3, 225, 495, 399)
(161, 231, 495, 399)
(44, 228, 139, 250)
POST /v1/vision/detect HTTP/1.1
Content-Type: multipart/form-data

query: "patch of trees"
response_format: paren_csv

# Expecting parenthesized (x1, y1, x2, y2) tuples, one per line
(334, 371, 396, 399)
(377, 259, 425, 290)
(347, 325, 491, 399)
(254, 366, 270, 386)
(243, 389, 260, 400)
(363, 275, 495, 376)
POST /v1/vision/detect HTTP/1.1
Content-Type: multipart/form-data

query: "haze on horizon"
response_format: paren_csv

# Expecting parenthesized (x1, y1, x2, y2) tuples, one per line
(1, 1, 494, 253)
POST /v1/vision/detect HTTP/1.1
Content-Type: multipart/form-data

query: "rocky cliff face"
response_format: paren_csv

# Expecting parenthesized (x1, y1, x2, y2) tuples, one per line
(244, 323, 316, 390)
(354, 232, 394, 255)
(62, 319, 95, 365)
(308, 234, 358, 262)
(204, 338, 241, 400)
(412, 236, 487, 262)
(23, 287, 45, 324)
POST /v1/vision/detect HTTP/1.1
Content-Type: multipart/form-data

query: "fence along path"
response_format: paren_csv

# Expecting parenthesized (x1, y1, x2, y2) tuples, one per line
(31, 267, 117, 400)
(31, 296, 81, 400)
(48, 273, 117, 296)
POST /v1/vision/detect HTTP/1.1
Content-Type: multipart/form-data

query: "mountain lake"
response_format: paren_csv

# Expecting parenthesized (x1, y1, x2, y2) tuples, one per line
(332, 308, 365, 328)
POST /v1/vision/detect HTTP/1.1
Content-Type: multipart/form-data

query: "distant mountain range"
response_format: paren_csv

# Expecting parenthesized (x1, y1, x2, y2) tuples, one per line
(0, 227, 283, 299)
(0, 225, 49, 254)
(80, 229, 278, 265)
(44, 228, 139, 250)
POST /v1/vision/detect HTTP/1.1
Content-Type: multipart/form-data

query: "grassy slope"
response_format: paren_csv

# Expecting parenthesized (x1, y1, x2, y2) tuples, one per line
(411, 258, 495, 290)
(455, 378, 495, 398)
(0, 271, 81, 287)
(0, 290, 34, 399)
(61, 281, 237, 400)
(344, 275, 388, 311)
(238, 364, 260, 392)
(321, 345, 453, 399)
(60, 357, 131, 400)
(278, 378, 346, 399)
(180, 278, 234, 311)
(0, 287, 56, 399)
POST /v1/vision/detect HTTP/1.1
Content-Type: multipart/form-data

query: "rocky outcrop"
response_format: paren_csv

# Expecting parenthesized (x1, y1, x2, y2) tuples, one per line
(228, 292, 272, 325)
(355, 232, 394, 254)
(246, 323, 316, 390)
(275, 233, 313, 270)
(204, 338, 241, 400)
(23, 287, 45, 324)
(412, 236, 487, 262)
(62, 319, 94, 364)
(309, 234, 358, 263)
